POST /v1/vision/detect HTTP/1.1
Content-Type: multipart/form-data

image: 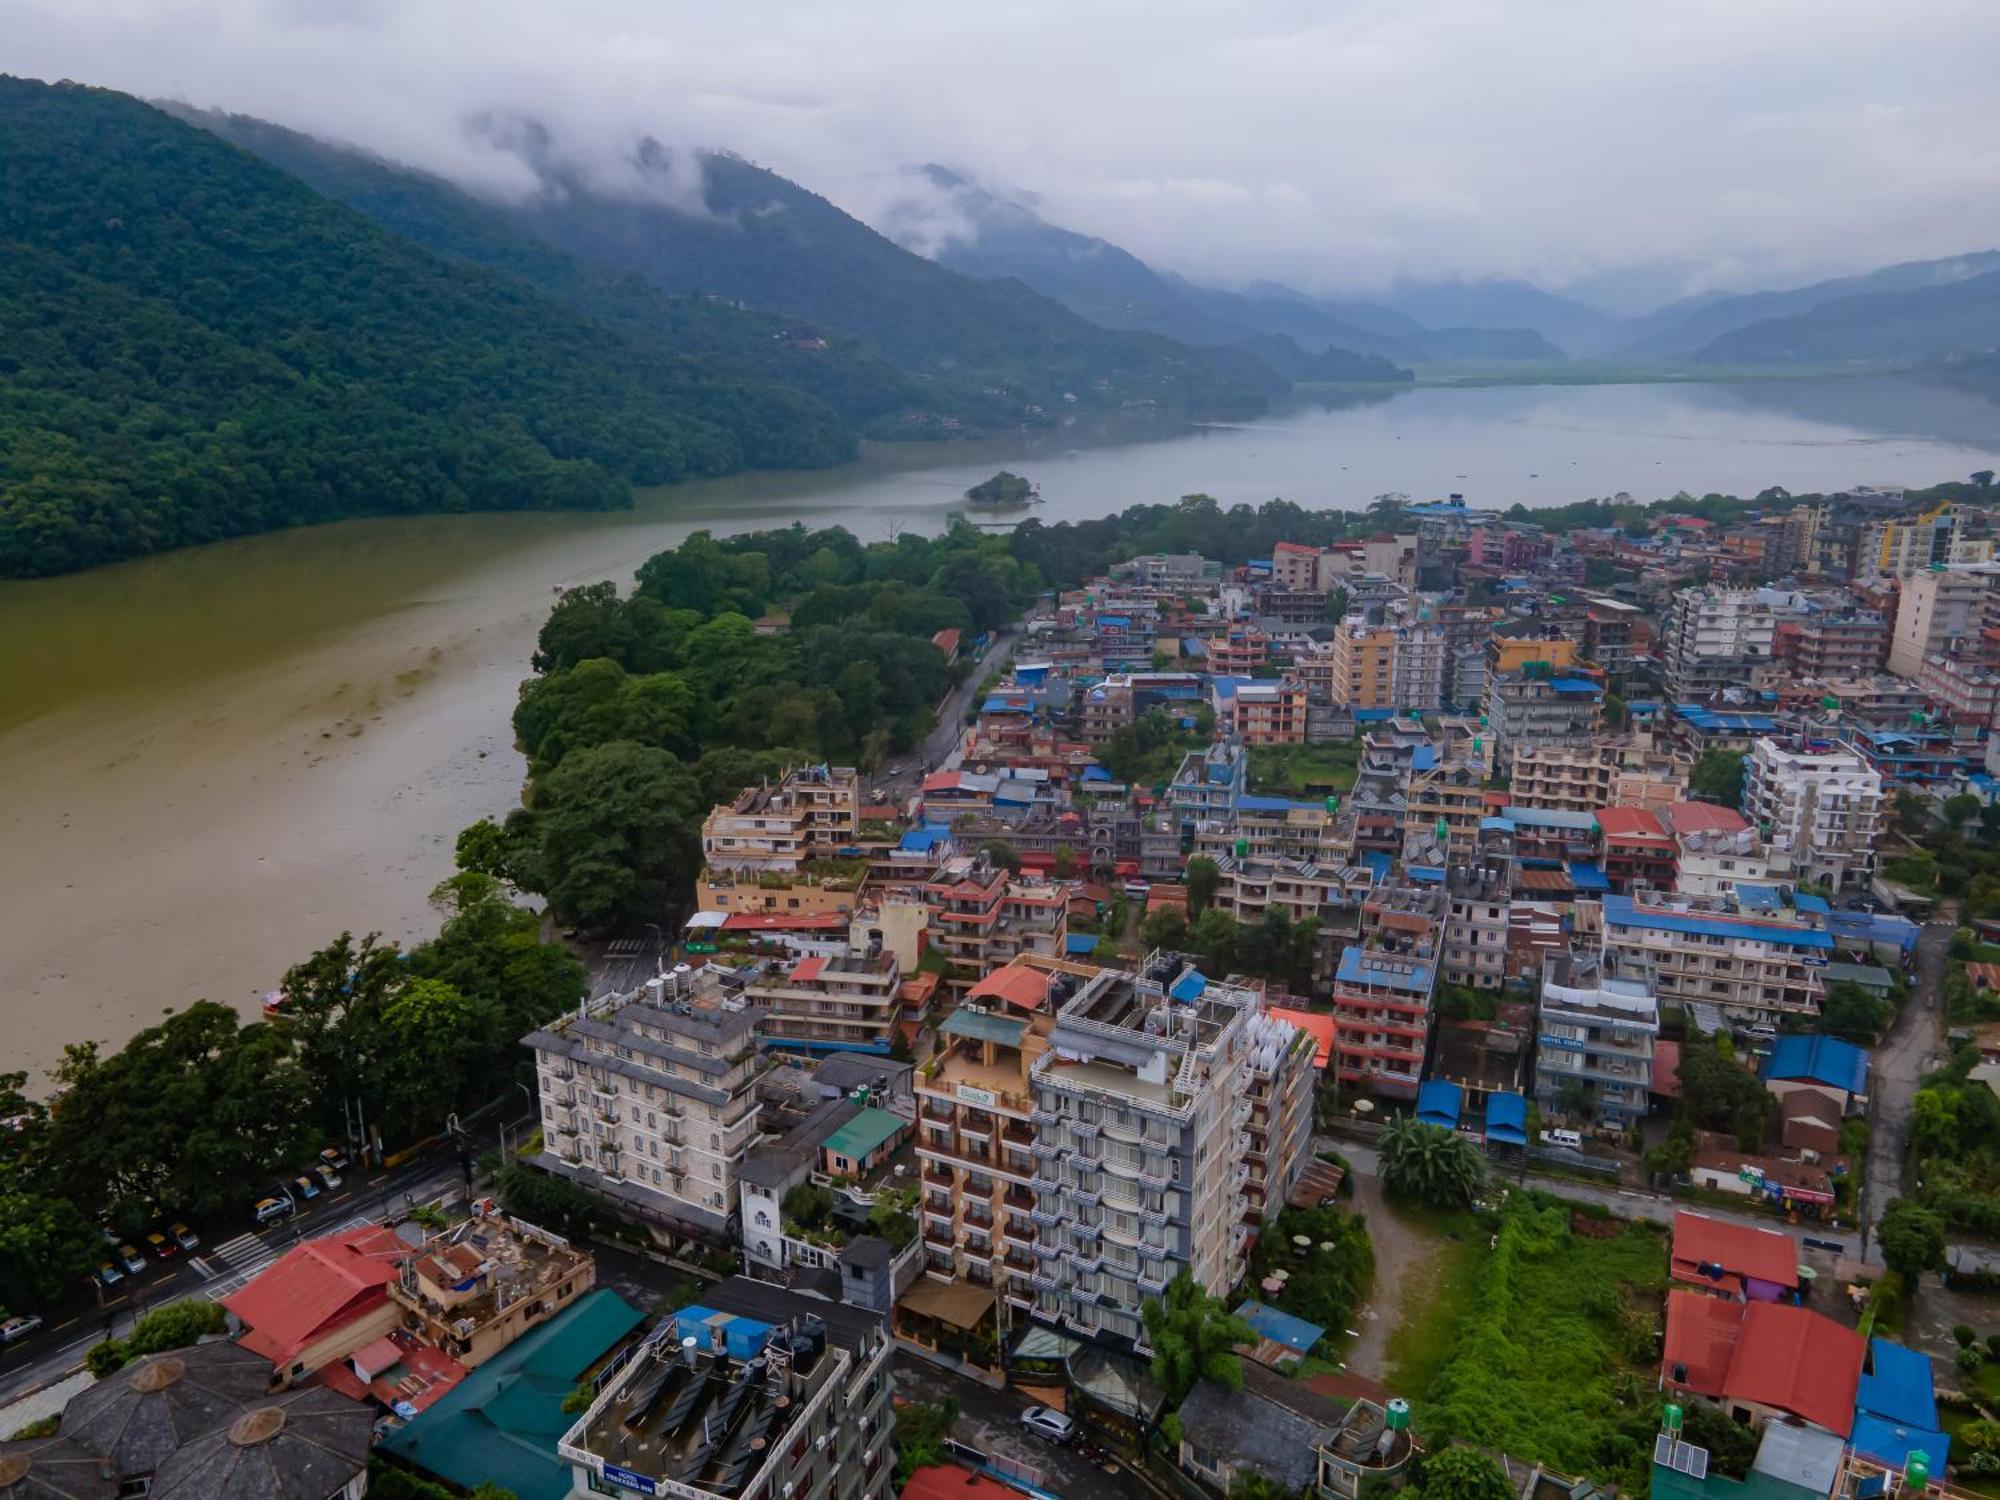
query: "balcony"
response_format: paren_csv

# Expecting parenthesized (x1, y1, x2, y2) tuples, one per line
(921, 1100, 956, 1125)
(1003, 1186, 1036, 1214)
(922, 1224, 954, 1250)
(1003, 1218, 1037, 1245)
(1001, 1120, 1035, 1148)
(922, 1165, 955, 1190)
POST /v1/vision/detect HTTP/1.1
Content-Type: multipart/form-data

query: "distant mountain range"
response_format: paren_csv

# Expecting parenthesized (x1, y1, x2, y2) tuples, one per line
(894, 167, 1552, 366)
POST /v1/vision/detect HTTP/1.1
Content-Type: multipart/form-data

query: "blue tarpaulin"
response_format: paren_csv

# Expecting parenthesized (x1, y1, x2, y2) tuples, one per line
(1568, 861, 1612, 893)
(1484, 1091, 1528, 1145)
(1849, 1413, 1949, 1471)
(1169, 969, 1208, 1003)
(1416, 1080, 1463, 1129)
(1066, 934, 1099, 956)
(1234, 1300, 1324, 1354)
(1081, 764, 1112, 783)
(1762, 1034, 1868, 1095)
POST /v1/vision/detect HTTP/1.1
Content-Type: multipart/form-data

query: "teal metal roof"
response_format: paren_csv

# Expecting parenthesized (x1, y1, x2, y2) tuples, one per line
(823, 1105, 904, 1163)
(939, 1009, 1030, 1046)
(378, 1288, 645, 1500)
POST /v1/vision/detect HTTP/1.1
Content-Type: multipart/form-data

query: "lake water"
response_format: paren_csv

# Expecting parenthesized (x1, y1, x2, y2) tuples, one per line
(4, 375, 1997, 1076)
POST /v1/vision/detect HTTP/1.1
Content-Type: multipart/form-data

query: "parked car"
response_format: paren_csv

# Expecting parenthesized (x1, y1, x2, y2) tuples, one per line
(319, 1146, 349, 1173)
(145, 1231, 177, 1261)
(1019, 1407, 1075, 1445)
(1540, 1128, 1583, 1149)
(95, 1263, 124, 1288)
(117, 1244, 147, 1276)
(2, 1315, 44, 1344)
(313, 1163, 342, 1192)
(253, 1196, 294, 1226)
(171, 1222, 200, 1251)
(291, 1174, 321, 1202)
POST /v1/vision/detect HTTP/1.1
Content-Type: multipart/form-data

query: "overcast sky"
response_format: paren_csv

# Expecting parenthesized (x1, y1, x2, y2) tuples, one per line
(13, 0, 2000, 310)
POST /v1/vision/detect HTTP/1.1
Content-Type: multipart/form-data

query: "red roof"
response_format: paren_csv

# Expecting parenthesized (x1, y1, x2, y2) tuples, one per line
(790, 957, 828, 983)
(967, 961, 1054, 1011)
(719, 912, 847, 932)
(1723, 1301, 1863, 1434)
(901, 1469, 1022, 1500)
(1270, 1007, 1335, 1069)
(1652, 1039, 1683, 1098)
(1663, 801, 1752, 836)
(1273, 541, 1320, 557)
(1671, 1210, 1799, 1294)
(1594, 806, 1668, 842)
(224, 1225, 407, 1365)
(932, 628, 963, 655)
(1663, 1289, 1744, 1398)
(922, 771, 963, 794)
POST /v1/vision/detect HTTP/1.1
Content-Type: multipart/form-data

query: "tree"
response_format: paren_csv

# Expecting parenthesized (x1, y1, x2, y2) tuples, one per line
(1895, 789, 1933, 837)
(1690, 750, 1746, 806)
(1323, 586, 1352, 624)
(978, 840, 1021, 873)
(1142, 1271, 1257, 1406)
(1141, 907, 1189, 952)
(1973, 470, 1994, 490)
(1379, 1117, 1484, 1208)
(1052, 847, 1078, 880)
(1819, 981, 1889, 1043)
(525, 741, 706, 930)
(1423, 1448, 1514, 1500)
(1944, 792, 1984, 830)
(1185, 856, 1221, 916)
(892, 1399, 959, 1486)
(1229, 1473, 1296, 1500)
(1878, 1198, 1947, 1281)
(1676, 1031, 1772, 1150)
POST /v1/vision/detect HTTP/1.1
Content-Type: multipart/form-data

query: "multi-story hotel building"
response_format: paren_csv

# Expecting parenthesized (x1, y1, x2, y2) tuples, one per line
(1218, 678, 1310, 745)
(1916, 651, 2000, 726)
(560, 1282, 894, 1500)
(1024, 958, 1315, 1347)
(1600, 887, 1830, 1026)
(1535, 951, 1658, 1129)
(1888, 565, 1999, 678)
(1773, 609, 1889, 679)
(526, 969, 767, 1244)
(920, 856, 1068, 993)
(701, 765, 862, 873)
(1440, 860, 1509, 992)
(1328, 886, 1444, 1098)
(742, 949, 904, 1056)
(1327, 615, 1398, 709)
(1481, 669, 1603, 756)
(1507, 739, 1691, 815)
(1401, 759, 1488, 865)
(1742, 737, 1884, 892)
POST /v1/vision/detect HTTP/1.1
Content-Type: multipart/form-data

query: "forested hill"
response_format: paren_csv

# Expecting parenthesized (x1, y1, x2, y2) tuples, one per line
(0, 77, 854, 578)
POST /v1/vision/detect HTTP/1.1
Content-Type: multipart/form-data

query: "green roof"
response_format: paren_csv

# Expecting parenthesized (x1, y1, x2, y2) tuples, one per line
(823, 1105, 905, 1165)
(939, 1009, 1030, 1046)
(1823, 961, 1894, 992)
(378, 1287, 646, 1500)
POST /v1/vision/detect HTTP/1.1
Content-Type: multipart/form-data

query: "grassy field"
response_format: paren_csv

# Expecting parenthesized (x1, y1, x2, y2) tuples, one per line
(1399, 1194, 1669, 1494)
(1382, 1206, 1486, 1399)
(1247, 741, 1361, 797)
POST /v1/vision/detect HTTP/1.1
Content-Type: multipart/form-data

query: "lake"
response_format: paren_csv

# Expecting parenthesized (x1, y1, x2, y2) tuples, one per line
(3, 375, 1997, 1075)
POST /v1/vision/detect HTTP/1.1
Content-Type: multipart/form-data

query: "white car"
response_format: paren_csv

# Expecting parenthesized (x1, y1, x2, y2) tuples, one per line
(1019, 1406, 1075, 1445)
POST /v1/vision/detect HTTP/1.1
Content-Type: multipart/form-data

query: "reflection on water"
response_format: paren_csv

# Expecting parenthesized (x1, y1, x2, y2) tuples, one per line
(2, 375, 1996, 1073)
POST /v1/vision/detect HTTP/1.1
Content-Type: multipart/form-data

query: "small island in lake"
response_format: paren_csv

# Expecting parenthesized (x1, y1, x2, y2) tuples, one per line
(964, 470, 1042, 506)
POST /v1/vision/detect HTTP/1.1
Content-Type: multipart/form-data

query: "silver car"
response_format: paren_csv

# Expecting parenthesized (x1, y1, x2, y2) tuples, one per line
(1019, 1406, 1075, 1444)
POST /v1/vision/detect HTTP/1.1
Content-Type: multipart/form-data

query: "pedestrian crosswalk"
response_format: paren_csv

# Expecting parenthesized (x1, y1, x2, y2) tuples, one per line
(195, 1232, 281, 1300)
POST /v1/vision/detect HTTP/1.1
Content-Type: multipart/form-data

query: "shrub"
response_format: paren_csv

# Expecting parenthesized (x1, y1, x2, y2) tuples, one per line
(1988, 1333, 2000, 1359)
(1960, 1347, 1985, 1376)
(7, 1416, 58, 1440)
(124, 1299, 225, 1358)
(83, 1341, 124, 1377)
(1958, 1324, 1978, 1348)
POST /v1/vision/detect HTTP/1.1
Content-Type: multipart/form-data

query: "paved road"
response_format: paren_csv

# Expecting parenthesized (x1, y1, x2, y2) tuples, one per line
(881, 625, 1024, 803)
(1859, 917, 1952, 1256)
(0, 1114, 520, 1411)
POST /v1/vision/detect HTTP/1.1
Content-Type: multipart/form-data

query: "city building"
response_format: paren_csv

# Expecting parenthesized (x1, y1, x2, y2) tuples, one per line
(1024, 957, 1313, 1346)
(1594, 806, 1678, 894)
(701, 766, 863, 874)
(558, 1283, 894, 1500)
(1535, 951, 1658, 1129)
(743, 948, 904, 1055)
(1482, 669, 1603, 755)
(1217, 678, 1310, 745)
(1887, 565, 1999, 678)
(1440, 860, 1510, 992)
(1328, 886, 1444, 1097)
(1659, 801, 1768, 898)
(1327, 615, 1398, 709)
(1773, 609, 1889, 679)
(1862, 502, 1991, 579)
(1508, 739, 1690, 815)
(526, 968, 768, 1246)
(1742, 738, 1884, 891)
(920, 856, 1069, 990)
(1916, 651, 2000, 726)
(1391, 615, 1449, 714)
(390, 1209, 597, 1369)
(1403, 758, 1489, 866)
(1601, 887, 1831, 1026)
(1663, 588, 1780, 699)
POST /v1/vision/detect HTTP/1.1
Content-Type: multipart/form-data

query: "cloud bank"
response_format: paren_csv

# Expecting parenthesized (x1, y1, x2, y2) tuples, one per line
(10, 0, 2000, 307)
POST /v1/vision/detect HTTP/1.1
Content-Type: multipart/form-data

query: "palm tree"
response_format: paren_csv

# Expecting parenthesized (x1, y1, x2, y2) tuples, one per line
(1379, 1115, 1484, 1208)
(1141, 1271, 1256, 1405)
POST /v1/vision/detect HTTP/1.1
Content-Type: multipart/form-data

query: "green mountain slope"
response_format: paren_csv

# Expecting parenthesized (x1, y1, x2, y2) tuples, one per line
(1696, 270, 2000, 365)
(0, 77, 854, 577)
(166, 106, 938, 435)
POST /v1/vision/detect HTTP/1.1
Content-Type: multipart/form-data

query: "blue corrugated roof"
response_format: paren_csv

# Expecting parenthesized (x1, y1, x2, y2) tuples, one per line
(1762, 1034, 1868, 1093)
(1794, 892, 1832, 915)
(1568, 861, 1611, 892)
(1169, 969, 1208, 1003)
(1234, 1300, 1324, 1353)
(1602, 894, 1835, 950)
(1857, 1339, 1939, 1430)
(1416, 1080, 1463, 1128)
(1674, 703, 1779, 732)
(1353, 708, 1397, 721)
(899, 828, 948, 852)
(1240, 794, 1318, 813)
(1501, 804, 1601, 830)
(1849, 1413, 1949, 1471)
(1485, 1091, 1528, 1145)
(1406, 865, 1446, 883)
(1827, 910, 1920, 953)
(1482, 816, 1517, 832)
(1337, 947, 1432, 993)
(1549, 677, 1604, 693)
(982, 695, 1026, 714)
(1082, 764, 1112, 783)
(1411, 745, 1439, 771)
